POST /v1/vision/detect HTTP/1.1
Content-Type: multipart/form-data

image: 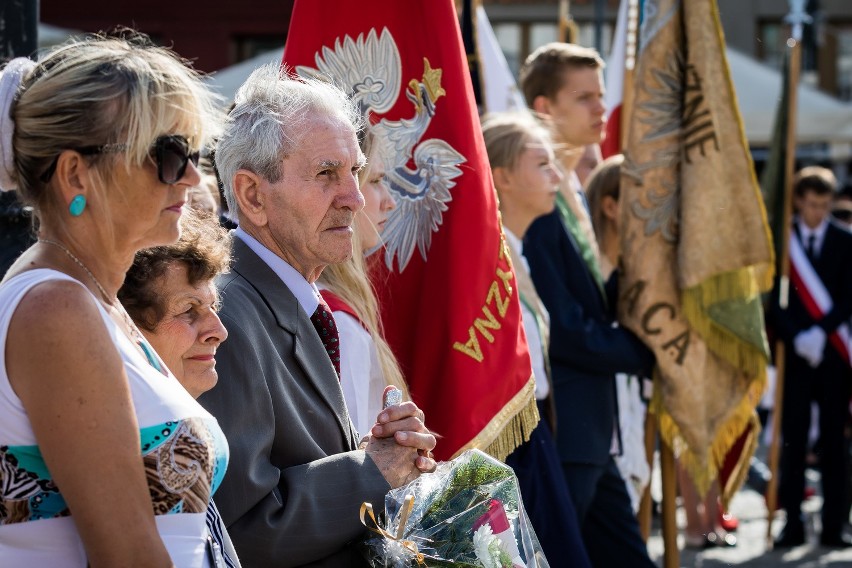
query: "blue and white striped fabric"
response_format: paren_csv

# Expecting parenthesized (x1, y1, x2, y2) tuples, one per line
(206, 500, 238, 568)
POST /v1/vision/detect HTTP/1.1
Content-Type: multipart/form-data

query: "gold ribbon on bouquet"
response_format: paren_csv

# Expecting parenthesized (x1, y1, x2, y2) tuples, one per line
(360, 494, 425, 565)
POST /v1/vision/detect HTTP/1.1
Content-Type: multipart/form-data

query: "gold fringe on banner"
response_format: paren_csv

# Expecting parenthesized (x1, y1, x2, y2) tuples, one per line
(717, 412, 760, 510)
(651, 367, 765, 503)
(452, 376, 539, 462)
(677, 263, 771, 501)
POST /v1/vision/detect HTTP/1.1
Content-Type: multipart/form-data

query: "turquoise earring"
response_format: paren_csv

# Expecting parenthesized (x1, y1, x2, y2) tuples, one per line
(69, 195, 86, 217)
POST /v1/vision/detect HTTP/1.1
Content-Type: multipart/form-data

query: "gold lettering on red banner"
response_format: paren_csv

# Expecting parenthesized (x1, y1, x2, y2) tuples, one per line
(453, 237, 516, 363)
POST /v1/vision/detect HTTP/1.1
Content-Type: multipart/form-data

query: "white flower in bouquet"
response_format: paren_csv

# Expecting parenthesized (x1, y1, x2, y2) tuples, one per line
(473, 524, 513, 568)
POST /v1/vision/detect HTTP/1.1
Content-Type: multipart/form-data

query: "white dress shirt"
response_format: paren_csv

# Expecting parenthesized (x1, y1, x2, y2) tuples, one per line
(332, 311, 385, 437)
(504, 229, 550, 400)
(796, 216, 829, 260)
(235, 227, 320, 316)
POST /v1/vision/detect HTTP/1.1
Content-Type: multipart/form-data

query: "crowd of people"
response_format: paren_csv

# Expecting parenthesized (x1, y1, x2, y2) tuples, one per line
(0, 26, 850, 568)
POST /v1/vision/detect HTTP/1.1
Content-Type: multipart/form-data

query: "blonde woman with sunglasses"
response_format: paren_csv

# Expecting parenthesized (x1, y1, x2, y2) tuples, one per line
(0, 32, 225, 567)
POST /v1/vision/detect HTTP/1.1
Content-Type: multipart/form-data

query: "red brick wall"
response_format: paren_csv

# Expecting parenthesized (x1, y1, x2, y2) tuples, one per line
(41, 0, 295, 72)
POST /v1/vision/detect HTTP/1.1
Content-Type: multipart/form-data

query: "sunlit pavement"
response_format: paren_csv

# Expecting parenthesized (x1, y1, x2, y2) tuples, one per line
(646, 457, 852, 567)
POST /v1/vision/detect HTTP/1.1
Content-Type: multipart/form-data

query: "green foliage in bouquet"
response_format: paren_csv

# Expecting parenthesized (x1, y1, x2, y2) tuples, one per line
(420, 451, 517, 517)
(364, 450, 527, 566)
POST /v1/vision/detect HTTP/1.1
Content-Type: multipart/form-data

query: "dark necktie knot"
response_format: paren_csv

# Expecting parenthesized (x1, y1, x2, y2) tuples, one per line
(311, 300, 341, 378)
(806, 233, 817, 262)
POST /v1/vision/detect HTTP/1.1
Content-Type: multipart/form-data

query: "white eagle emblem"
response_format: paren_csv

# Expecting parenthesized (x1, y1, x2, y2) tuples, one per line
(296, 28, 465, 272)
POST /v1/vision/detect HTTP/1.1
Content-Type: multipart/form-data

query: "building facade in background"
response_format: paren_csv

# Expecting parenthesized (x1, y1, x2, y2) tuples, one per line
(39, 0, 851, 104)
(41, 0, 295, 73)
(38, 0, 851, 178)
(482, 0, 852, 103)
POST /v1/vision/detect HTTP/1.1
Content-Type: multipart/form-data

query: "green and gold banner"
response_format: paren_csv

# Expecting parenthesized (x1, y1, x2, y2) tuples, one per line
(618, 0, 774, 501)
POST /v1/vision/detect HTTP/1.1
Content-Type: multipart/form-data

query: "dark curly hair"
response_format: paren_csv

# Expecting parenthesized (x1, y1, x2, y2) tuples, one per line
(119, 208, 232, 331)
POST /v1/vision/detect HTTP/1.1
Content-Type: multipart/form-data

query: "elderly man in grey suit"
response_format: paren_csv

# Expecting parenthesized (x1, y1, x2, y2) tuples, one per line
(199, 64, 437, 567)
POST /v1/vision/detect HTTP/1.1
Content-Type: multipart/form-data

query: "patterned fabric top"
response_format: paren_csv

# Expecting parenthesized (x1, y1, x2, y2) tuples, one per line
(1, 416, 227, 524)
(0, 269, 229, 565)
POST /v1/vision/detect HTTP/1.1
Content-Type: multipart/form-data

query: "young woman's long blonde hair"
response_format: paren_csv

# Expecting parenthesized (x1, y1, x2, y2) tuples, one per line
(318, 133, 409, 400)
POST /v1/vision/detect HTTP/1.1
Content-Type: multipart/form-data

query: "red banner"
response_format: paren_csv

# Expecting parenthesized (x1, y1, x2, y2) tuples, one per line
(283, 0, 537, 460)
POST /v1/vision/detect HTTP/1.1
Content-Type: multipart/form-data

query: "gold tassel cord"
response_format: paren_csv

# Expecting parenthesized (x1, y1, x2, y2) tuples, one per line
(452, 376, 539, 462)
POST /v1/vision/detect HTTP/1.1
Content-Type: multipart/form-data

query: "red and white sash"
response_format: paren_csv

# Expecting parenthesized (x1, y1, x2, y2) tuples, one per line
(788, 233, 852, 367)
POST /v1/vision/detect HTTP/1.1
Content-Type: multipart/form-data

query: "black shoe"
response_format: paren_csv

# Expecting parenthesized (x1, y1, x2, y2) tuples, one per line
(775, 525, 806, 548)
(819, 534, 852, 548)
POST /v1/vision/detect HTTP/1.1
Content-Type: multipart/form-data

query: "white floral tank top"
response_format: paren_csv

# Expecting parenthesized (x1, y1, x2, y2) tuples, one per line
(0, 269, 228, 567)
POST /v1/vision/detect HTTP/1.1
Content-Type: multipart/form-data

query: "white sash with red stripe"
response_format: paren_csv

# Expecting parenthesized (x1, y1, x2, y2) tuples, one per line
(788, 233, 852, 367)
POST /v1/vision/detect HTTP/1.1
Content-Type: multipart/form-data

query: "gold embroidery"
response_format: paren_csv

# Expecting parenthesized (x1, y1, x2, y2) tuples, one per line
(453, 239, 516, 363)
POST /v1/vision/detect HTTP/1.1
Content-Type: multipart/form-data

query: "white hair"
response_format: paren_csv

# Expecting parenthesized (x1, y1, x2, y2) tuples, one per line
(215, 63, 363, 219)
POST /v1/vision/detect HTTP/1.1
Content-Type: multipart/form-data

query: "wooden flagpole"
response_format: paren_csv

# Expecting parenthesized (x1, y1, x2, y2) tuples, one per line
(620, 0, 639, 146)
(558, 0, 578, 44)
(639, 411, 656, 540)
(660, 442, 679, 568)
(765, 33, 803, 548)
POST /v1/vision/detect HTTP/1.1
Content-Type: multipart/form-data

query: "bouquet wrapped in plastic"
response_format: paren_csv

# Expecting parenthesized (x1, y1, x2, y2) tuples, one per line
(360, 449, 550, 567)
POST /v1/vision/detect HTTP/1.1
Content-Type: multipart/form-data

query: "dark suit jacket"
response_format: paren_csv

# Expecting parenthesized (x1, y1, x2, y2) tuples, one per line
(770, 220, 852, 364)
(524, 210, 654, 466)
(199, 238, 389, 567)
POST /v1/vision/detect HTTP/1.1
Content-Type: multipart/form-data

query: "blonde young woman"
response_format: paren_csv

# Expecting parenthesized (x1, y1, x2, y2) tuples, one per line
(481, 111, 591, 567)
(0, 34, 225, 566)
(317, 133, 409, 436)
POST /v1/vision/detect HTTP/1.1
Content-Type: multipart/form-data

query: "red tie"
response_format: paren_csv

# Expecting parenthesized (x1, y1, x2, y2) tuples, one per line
(311, 299, 341, 378)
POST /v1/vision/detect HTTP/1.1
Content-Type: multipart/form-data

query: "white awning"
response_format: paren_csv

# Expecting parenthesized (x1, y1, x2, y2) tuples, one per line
(727, 48, 852, 145)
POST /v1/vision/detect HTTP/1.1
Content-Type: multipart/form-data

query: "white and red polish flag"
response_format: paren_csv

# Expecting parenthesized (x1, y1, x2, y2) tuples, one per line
(601, 0, 630, 159)
(282, 0, 537, 461)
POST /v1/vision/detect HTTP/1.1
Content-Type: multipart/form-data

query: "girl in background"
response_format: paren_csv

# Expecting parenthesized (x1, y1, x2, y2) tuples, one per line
(482, 111, 591, 567)
(317, 132, 409, 436)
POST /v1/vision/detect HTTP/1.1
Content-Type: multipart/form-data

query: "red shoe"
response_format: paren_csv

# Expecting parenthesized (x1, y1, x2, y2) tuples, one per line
(718, 505, 739, 532)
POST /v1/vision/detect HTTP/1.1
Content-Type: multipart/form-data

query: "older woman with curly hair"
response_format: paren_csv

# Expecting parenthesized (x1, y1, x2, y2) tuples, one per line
(120, 208, 231, 398)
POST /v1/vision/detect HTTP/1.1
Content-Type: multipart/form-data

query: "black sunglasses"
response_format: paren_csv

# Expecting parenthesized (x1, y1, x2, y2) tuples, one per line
(152, 135, 200, 185)
(40, 135, 199, 185)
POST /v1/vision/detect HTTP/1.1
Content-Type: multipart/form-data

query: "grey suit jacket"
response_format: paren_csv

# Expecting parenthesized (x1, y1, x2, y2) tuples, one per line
(199, 238, 389, 567)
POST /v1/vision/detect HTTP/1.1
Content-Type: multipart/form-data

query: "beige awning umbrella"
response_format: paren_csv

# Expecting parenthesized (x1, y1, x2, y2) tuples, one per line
(727, 48, 852, 145)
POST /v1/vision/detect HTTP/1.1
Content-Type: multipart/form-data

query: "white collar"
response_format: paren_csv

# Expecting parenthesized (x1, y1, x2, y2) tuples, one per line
(503, 228, 532, 275)
(796, 216, 829, 241)
(503, 228, 522, 257)
(235, 226, 320, 316)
